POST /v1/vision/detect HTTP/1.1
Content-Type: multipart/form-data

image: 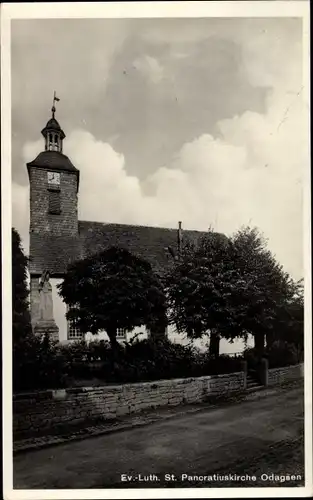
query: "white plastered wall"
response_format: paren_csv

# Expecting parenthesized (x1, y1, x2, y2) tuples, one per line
(167, 323, 254, 353)
(50, 279, 254, 352)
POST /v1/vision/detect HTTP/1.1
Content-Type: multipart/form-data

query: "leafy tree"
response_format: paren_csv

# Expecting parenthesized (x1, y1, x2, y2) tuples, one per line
(272, 279, 304, 361)
(231, 227, 301, 356)
(167, 226, 302, 359)
(12, 228, 31, 343)
(58, 247, 167, 348)
(166, 231, 250, 357)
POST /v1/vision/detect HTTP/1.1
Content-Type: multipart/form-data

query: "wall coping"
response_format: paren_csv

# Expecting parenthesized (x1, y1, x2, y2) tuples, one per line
(268, 363, 303, 373)
(13, 364, 303, 401)
(13, 371, 244, 401)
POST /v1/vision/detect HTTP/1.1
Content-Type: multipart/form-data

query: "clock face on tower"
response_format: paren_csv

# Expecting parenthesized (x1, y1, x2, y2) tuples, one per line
(47, 171, 60, 185)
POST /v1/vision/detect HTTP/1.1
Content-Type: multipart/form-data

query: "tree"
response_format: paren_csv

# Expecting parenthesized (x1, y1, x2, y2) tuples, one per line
(231, 227, 299, 357)
(12, 228, 36, 391)
(58, 247, 167, 348)
(166, 231, 250, 357)
(272, 279, 304, 361)
(12, 227, 31, 343)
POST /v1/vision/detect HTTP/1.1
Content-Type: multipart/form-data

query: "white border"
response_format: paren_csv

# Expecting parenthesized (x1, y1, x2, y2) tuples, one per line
(1, 2, 311, 499)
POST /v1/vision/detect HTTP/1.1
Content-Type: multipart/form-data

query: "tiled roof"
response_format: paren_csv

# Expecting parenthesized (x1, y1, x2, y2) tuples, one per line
(29, 233, 81, 276)
(29, 220, 226, 276)
(79, 221, 213, 274)
(27, 151, 78, 173)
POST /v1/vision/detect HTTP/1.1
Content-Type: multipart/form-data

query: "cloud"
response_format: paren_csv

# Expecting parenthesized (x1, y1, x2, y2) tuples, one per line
(15, 72, 305, 280)
(12, 18, 307, 280)
(133, 55, 164, 84)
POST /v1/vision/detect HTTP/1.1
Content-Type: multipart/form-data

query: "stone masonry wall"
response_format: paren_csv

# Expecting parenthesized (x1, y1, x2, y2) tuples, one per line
(268, 363, 304, 386)
(14, 372, 244, 440)
(13, 364, 303, 441)
(29, 167, 78, 236)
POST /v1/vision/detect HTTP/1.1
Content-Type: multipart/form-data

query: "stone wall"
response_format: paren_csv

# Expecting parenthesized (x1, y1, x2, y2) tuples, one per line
(14, 364, 304, 441)
(29, 167, 78, 237)
(268, 363, 304, 386)
(14, 372, 244, 440)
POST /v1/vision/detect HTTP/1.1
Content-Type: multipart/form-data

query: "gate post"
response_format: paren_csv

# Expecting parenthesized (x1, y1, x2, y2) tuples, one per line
(260, 358, 269, 386)
(241, 360, 248, 390)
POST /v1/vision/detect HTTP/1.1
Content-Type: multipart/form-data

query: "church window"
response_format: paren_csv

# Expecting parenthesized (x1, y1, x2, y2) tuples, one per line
(48, 189, 61, 214)
(67, 305, 83, 340)
(67, 322, 83, 340)
(116, 328, 127, 340)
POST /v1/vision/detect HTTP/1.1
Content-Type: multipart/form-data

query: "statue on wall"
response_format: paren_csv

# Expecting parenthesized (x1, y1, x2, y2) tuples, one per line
(38, 270, 54, 322)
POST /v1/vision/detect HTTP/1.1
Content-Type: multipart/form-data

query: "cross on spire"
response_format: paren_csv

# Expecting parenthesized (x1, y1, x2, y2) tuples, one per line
(51, 91, 60, 118)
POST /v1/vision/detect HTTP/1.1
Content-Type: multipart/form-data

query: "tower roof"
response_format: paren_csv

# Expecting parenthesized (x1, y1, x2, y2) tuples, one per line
(27, 150, 78, 173)
(41, 92, 66, 139)
(27, 93, 79, 188)
(45, 117, 61, 130)
(41, 117, 65, 139)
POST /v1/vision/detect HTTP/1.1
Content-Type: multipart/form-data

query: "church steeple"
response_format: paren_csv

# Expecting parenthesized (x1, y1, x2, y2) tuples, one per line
(41, 92, 65, 153)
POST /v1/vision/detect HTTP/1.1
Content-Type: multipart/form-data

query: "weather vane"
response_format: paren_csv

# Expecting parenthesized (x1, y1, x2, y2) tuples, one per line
(51, 91, 60, 118)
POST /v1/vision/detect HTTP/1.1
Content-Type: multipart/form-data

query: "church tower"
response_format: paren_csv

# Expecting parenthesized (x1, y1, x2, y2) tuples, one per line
(27, 96, 79, 239)
(27, 94, 80, 339)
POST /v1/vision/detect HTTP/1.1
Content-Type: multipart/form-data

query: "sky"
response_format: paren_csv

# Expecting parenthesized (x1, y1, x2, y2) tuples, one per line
(11, 17, 308, 280)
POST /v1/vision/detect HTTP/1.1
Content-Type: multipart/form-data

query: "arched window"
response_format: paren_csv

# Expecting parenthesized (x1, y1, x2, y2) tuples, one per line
(48, 133, 54, 151)
(54, 134, 59, 149)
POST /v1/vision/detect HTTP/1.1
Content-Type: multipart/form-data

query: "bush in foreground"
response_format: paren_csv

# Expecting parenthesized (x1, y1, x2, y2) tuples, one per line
(13, 335, 302, 393)
(13, 334, 68, 392)
(244, 341, 300, 370)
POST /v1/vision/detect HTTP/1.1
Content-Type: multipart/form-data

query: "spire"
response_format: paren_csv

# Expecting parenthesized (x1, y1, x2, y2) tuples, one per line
(41, 93, 65, 152)
(177, 221, 183, 256)
(51, 91, 60, 119)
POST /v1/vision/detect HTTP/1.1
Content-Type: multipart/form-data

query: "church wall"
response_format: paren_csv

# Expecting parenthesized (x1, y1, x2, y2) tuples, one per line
(166, 323, 254, 354)
(126, 327, 149, 342)
(49, 281, 254, 354)
(84, 327, 149, 344)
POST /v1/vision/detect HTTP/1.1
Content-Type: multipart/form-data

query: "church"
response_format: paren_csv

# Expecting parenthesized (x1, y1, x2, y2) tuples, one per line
(27, 100, 247, 354)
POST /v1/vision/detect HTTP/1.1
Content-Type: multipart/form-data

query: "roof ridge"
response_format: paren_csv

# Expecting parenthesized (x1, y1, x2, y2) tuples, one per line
(78, 220, 208, 233)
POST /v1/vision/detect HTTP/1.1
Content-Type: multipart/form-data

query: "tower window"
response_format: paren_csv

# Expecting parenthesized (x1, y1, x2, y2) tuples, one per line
(53, 134, 59, 150)
(48, 189, 61, 214)
(48, 133, 54, 150)
(47, 133, 60, 151)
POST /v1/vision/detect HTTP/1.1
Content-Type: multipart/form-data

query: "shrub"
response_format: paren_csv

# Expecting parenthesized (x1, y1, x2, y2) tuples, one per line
(243, 347, 261, 370)
(201, 353, 243, 375)
(266, 341, 299, 368)
(243, 341, 300, 370)
(13, 333, 68, 392)
(14, 336, 252, 392)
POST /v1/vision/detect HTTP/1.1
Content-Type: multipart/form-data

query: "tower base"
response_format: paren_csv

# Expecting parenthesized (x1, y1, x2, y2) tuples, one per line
(34, 321, 59, 342)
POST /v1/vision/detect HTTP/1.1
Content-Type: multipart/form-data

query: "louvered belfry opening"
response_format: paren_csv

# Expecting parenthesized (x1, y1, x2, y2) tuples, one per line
(48, 188, 61, 215)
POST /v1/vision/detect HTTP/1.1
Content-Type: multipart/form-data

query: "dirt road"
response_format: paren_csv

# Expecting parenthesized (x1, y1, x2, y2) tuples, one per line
(14, 383, 304, 489)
